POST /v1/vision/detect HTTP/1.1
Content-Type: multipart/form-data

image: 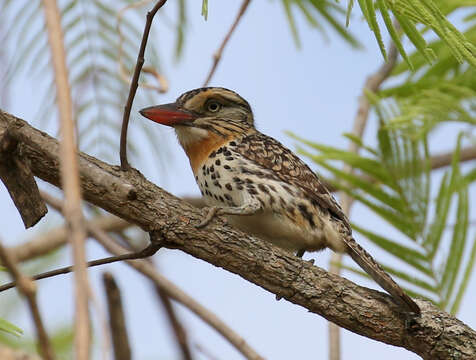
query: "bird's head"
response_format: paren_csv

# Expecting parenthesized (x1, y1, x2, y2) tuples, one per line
(139, 87, 255, 149)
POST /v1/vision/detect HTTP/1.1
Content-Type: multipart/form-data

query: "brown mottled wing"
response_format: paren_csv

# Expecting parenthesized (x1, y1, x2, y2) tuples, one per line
(236, 132, 420, 314)
(236, 132, 351, 231)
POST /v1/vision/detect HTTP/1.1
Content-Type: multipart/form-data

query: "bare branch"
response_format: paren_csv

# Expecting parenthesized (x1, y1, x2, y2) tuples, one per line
(0, 244, 160, 293)
(120, 0, 168, 169)
(103, 272, 132, 360)
(1, 110, 475, 359)
(0, 239, 54, 360)
(202, 0, 251, 86)
(8, 214, 130, 263)
(42, 0, 91, 357)
(0, 127, 47, 228)
(153, 278, 194, 360)
(116, 1, 169, 93)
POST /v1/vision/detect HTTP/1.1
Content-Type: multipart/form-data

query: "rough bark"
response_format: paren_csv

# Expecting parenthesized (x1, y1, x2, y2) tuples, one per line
(0, 126, 47, 227)
(1, 109, 475, 360)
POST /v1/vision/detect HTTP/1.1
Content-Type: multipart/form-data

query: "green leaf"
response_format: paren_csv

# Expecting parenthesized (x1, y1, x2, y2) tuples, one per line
(338, 263, 435, 302)
(379, 262, 436, 293)
(342, 133, 378, 156)
(440, 185, 469, 308)
(451, 234, 476, 314)
(0, 318, 23, 337)
(393, 12, 435, 64)
(376, 0, 412, 69)
(311, 156, 407, 212)
(175, 0, 186, 59)
(282, 0, 301, 48)
(463, 167, 476, 185)
(359, 0, 387, 60)
(291, 135, 395, 185)
(352, 223, 432, 276)
(424, 172, 453, 255)
(201, 0, 208, 20)
(330, 178, 419, 238)
(346, 0, 354, 27)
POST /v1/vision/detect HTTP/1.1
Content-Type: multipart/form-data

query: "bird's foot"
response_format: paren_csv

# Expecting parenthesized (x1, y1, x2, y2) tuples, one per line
(195, 206, 221, 228)
(295, 249, 314, 265)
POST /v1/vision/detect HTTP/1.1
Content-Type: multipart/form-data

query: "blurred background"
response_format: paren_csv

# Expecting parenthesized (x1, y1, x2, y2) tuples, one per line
(0, 1, 475, 359)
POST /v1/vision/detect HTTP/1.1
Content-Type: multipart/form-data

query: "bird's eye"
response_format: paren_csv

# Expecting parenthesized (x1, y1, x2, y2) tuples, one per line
(207, 101, 221, 112)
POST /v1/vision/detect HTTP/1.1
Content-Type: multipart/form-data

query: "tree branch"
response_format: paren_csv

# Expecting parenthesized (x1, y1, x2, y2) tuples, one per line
(0, 239, 54, 360)
(42, 0, 91, 357)
(103, 272, 132, 360)
(8, 214, 130, 263)
(120, 0, 168, 169)
(1, 109, 475, 359)
(202, 0, 251, 86)
(0, 127, 47, 228)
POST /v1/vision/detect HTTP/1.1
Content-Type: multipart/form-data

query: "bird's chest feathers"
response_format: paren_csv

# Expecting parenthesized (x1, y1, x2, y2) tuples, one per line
(176, 127, 228, 174)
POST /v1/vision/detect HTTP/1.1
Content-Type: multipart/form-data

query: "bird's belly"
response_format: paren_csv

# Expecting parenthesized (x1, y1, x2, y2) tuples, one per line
(225, 211, 325, 251)
(194, 153, 346, 253)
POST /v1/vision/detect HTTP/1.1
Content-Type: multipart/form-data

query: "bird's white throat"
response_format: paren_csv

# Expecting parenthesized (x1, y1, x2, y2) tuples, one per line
(174, 126, 209, 148)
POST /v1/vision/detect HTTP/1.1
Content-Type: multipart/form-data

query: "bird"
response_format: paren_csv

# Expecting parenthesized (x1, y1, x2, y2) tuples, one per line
(139, 87, 420, 314)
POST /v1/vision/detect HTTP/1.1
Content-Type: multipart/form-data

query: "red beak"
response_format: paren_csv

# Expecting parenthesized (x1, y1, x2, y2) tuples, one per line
(139, 103, 196, 126)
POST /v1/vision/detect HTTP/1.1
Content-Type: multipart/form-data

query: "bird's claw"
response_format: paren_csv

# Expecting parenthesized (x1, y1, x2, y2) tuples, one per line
(195, 206, 221, 228)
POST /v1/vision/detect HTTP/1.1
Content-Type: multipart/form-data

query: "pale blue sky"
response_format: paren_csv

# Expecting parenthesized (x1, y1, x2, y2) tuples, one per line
(1, 1, 475, 359)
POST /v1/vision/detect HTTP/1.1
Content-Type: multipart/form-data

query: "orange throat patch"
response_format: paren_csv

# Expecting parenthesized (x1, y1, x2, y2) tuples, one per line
(183, 132, 229, 174)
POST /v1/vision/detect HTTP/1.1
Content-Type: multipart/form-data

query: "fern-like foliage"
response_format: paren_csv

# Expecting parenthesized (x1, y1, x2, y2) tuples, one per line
(376, 17, 476, 137)
(348, 0, 476, 67)
(1, 0, 185, 166)
(290, 124, 475, 314)
(281, 0, 361, 48)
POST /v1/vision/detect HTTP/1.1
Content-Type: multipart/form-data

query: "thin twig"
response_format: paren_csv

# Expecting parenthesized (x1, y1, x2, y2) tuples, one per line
(103, 272, 132, 360)
(328, 40, 399, 360)
(195, 343, 220, 360)
(42, 0, 91, 358)
(202, 0, 251, 86)
(0, 244, 160, 293)
(116, 1, 169, 93)
(120, 0, 168, 170)
(0, 240, 55, 360)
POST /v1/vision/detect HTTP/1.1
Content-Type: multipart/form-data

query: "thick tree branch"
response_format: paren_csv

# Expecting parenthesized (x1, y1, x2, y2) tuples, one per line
(0, 127, 47, 228)
(1, 109, 475, 360)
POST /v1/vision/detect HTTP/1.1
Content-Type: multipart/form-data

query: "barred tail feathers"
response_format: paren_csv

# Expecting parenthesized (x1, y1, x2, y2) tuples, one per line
(344, 237, 420, 315)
